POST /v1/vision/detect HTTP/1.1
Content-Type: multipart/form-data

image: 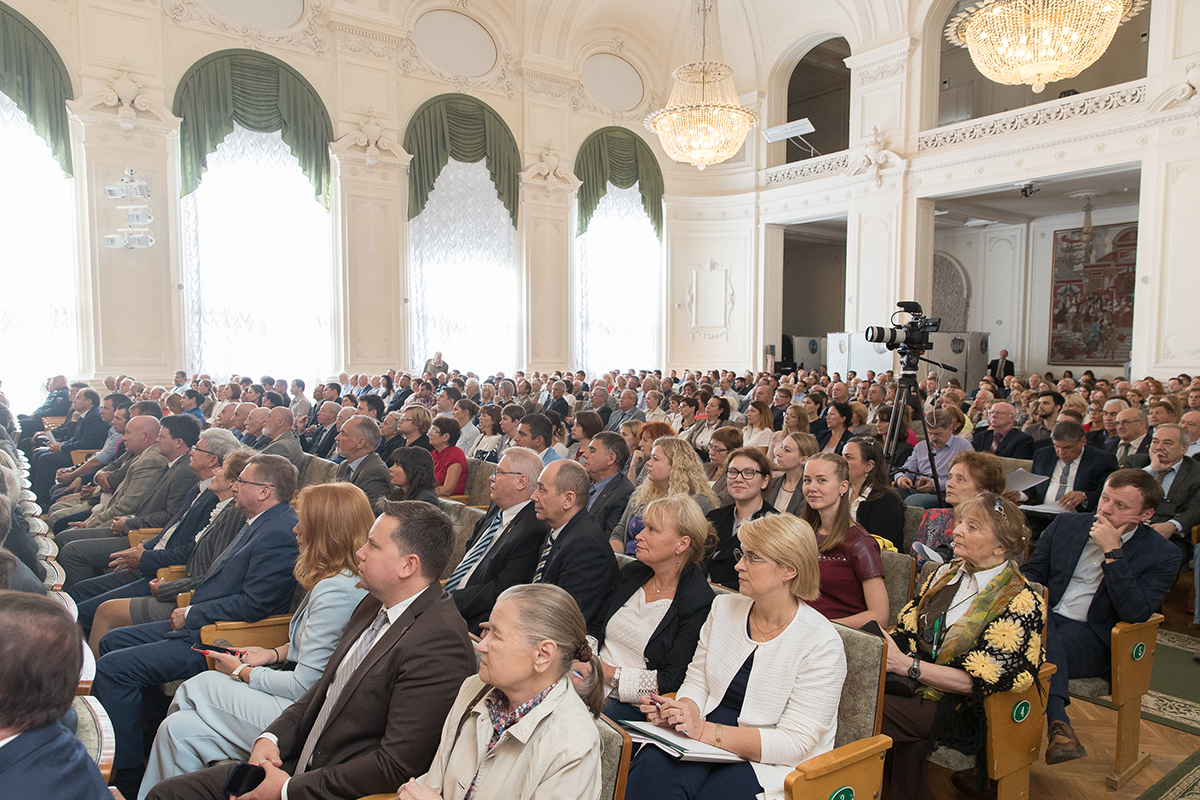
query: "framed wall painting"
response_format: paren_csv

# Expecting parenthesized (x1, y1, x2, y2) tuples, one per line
(1048, 222, 1136, 366)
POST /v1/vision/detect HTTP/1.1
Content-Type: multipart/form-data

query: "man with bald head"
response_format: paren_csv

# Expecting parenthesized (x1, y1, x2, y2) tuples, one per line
(1182, 410, 1200, 459)
(604, 389, 646, 432)
(211, 400, 238, 433)
(529, 460, 618, 626)
(231, 402, 256, 442)
(972, 402, 1035, 458)
(260, 407, 304, 470)
(302, 400, 340, 459)
(242, 407, 270, 450)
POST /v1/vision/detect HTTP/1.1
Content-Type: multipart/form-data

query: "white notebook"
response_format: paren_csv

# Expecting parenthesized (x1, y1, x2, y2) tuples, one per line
(619, 720, 746, 763)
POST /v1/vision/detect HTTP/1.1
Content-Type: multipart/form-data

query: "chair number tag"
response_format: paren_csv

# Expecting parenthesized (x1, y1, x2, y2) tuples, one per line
(1132, 642, 1146, 661)
(829, 787, 854, 800)
(1011, 700, 1031, 722)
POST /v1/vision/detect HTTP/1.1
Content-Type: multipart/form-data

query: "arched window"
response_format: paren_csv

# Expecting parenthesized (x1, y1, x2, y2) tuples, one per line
(574, 127, 663, 374)
(785, 38, 851, 162)
(404, 94, 521, 375)
(0, 4, 78, 411)
(174, 50, 334, 378)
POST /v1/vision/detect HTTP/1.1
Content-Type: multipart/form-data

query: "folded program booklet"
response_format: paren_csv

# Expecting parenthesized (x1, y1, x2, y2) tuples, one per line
(619, 720, 745, 763)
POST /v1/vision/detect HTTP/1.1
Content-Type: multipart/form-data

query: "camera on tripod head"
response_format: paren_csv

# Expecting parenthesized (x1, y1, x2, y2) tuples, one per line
(864, 301, 941, 356)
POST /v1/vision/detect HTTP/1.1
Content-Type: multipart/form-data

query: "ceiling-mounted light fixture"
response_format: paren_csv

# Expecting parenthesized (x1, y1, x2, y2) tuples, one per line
(102, 168, 155, 250)
(645, 0, 759, 170)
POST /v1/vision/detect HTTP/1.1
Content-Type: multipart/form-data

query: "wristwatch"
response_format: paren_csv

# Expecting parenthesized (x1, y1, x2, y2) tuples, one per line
(1104, 547, 1125, 560)
(908, 656, 922, 680)
(611, 667, 622, 689)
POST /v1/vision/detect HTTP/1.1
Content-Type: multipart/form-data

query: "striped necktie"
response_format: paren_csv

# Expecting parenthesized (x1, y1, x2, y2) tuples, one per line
(1156, 469, 1170, 486)
(444, 512, 505, 592)
(295, 608, 390, 773)
(1055, 461, 1072, 501)
(533, 533, 556, 582)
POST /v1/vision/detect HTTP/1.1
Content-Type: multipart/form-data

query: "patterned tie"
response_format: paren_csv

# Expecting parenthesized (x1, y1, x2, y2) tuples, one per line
(1117, 442, 1130, 468)
(444, 512, 505, 592)
(533, 533, 555, 582)
(989, 431, 1004, 454)
(295, 608, 390, 773)
(1156, 469, 1170, 486)
(1055, 462, 1072, 501)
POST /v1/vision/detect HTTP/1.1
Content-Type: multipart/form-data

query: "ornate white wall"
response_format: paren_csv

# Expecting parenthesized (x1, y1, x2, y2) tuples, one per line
(10, 0, 1200, 383)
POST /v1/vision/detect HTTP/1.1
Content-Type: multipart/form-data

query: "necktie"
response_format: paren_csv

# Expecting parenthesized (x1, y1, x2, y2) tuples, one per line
(444, 512, 505, 592)
(1117, 442, 1130, 467)
(1156, 469, 1170, 486)
(587, 482, 600, 510)
(533, 534, 555, 582)
(1055, 462, 1071, 501)
(989, 431, 1004, 454)
(296, 608, 390, 773)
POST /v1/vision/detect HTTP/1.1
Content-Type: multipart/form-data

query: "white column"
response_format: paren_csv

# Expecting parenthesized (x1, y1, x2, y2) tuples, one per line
(520, 152, 580, 373)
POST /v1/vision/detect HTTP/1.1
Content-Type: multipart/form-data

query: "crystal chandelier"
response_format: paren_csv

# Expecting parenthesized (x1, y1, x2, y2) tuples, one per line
(945, 0, 1145, 93)
(646, 0, 759, 170)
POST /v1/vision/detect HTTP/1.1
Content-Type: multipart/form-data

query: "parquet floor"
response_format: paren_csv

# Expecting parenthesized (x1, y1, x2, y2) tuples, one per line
(928, 700, 1200, 799)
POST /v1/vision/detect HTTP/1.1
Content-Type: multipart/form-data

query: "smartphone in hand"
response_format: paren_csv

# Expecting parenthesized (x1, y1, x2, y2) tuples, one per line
(223, 762, 266, 795)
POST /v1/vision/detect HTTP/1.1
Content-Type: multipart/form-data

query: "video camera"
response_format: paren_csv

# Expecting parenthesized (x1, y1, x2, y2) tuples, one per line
(864, 301, 941, 355)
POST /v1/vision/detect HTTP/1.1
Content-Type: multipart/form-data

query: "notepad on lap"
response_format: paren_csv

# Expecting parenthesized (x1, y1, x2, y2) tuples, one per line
(619, 720, 746, 763)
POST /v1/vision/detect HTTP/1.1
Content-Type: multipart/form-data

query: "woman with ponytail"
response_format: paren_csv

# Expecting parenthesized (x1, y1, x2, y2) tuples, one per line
(398, 583, 603, 800)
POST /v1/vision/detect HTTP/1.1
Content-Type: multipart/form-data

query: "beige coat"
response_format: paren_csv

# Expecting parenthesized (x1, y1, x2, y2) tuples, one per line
(417, 675, 601, 800)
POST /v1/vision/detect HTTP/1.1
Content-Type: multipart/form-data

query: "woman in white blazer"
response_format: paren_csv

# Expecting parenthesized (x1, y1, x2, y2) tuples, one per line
(138, 483, 373, 798)
(626, 514, 847, 800)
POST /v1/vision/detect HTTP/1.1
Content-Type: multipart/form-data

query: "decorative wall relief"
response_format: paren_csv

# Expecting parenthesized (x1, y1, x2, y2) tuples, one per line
(685, 260, 736, 341)
(1049, 222, 1137, 365)
(931, 252, 969, 331)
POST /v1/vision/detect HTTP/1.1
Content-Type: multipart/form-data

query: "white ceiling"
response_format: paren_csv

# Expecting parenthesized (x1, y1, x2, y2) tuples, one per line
(933, 164, 1141, 227)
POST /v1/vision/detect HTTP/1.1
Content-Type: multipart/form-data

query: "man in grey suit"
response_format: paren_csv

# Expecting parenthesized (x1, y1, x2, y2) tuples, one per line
(58, 415, 202, 589)
(335, 415, 392, 509)
(260, 407, 305, 471)
(604, 390, 646, 432)
(1130, 424, 1200, 559)
(146, 500, 476, 800)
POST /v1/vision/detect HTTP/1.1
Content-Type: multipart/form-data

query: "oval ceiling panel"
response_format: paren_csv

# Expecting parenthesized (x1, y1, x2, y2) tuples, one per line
(203, 0, 304, 30)
(413, 10, 498, 77)
(581, 53, 644, 112)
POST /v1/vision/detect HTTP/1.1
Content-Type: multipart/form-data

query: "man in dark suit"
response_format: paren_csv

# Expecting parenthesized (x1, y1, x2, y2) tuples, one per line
(987, 348, 1015, 383)
(335, 415, 392, 509)
(386, 373, 415, 412)
(447, 447, 547, 633)
(260, 407, 306, 471)
(94, 455, 301, 795)
(0, 592, 111, 800)
(586, 387, 614, 426)
(304, 400, 341, 458)
(541, 380, 571, 418)
(605, 390, 647, 432)
(29, 389, 112, 501)
(1022, 470, 1180, 765)
(147, 500, 476, 800)
(16, 373, 71, 440)
(584, 431, 635, 533)
(1130, 423, 1200, 562)
(1023, 421, 1118, 512)
(1105, 407, 1151, 467)
(530, 460, 618, 626)
(971, 402, 1035, 458)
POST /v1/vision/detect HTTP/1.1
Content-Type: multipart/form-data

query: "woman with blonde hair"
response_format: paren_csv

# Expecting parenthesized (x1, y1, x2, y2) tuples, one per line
(610, 437, 719, 555)
(766, 432, 818, 516)
(629, 514, 846, 800)
(141, 482, 372, 794)
(581, 496, 717, 721)
(627, 421, 677, 485)
(742, 401, 775, 452)
(619, 420, 644, 459)
(644, 390, 668, 423)
(769, 403, 810, 460)
(403, 583, 603, 800)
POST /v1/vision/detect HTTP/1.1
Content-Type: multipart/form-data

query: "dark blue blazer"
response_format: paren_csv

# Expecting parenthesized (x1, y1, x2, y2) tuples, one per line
(61, 407, 111, 454)
(542, 396, 571, 418)
(815, 426, 852, 455)
(137, 487, 222, 577)
(535, 509, 617, 627)
(1026, 445, 1118, 509)
(1022, 512, 1181, 643)
(972, 427, 1036, 459)
(0, 722, 111, 800)
(174, 501, 299, 640)
(28, 387, 71, 419)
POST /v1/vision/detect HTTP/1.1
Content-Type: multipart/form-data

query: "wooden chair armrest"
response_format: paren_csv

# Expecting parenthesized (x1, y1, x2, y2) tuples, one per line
(356, 795, 394, 800)
(200, 615, 293, 649)
(785, 735, 892, 800)
(79, 641, 96, 696)
(1192, 524, 1199, 547)
(127, 528, 163, 547)
(176, 591, 192, 608)
(157, 565, 187, 580)
(1110, 613, 1163, 704)
(81, 695, 116, 782)
(71, 449, 100, 466)
(448, 494, 469, 504)
(982, 662, 1056, 780)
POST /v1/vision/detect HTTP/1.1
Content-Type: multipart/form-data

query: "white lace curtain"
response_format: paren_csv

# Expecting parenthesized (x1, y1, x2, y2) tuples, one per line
(576, 181, 662, 375)
(409, 158, 518, 376)
(181, 124, 333, 381)
(0, 89, 79, 412)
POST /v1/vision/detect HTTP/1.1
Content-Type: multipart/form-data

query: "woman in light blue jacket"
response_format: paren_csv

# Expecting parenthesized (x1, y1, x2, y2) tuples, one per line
(139, 483, 373, 798)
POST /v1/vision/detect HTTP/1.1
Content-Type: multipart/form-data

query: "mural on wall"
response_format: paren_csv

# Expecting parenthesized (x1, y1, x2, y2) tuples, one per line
(1049, 222, 1137, 366)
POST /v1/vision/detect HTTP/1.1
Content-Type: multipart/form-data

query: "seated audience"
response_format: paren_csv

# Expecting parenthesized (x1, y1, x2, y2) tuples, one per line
(874, 403, 914, 473)
(742, 401, 774, 452)
(706, 448, 778, 589)
(140, 482, 372, 794)
(703, 426, 743, 507)
(401, 584, 603, 800)
(584, 431, 635, 533)
(446, 447, 547, 634)
(896, 410, 974, 508)
(627, 514, 846, 800)
(817, 401, 854, 454)
(910, 451, 1007, 563)
(1020, 420, 1118, 518)
(514, 413, 563, 466)
(802, 453, 887, 629)
(451, 399, 481, 458)
(611, 437, 719, 555)
(972, 402, 1035, 458)
(399, 404, 435, 452)
(766, 431, 818, 517)
(768, 402, 810, 460)
(844, 436, 906, 550)
(145, 500, 476, 800)
(472, 405, 503, 460)
(1129, 423, 1200, 564)
(259, 407, 305, 471)
(377, 411, 405, 466)
(583, 496, 716, 721)
(569, 410, 605, 463)
(388, 447, 441, 505)
(0, 591, 111, 800)
(334, 415, 392, 509)
(627, 421, 676, 486)
(689, 396, 732, 458)
(884, 493, 1046, 797)
(429, 416, 468, 496)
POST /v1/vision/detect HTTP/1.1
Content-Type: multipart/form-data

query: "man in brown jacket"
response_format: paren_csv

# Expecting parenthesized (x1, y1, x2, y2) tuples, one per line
(146, 500, 476, 800)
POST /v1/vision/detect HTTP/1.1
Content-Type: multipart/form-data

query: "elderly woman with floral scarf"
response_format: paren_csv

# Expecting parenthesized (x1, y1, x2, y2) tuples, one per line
(881, 492, 1046, 799)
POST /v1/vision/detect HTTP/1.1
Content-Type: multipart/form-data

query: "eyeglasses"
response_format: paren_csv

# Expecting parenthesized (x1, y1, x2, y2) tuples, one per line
(491, 468, 522, 479)
(725, 467, 765, 481)
(708, 445, 727, 454)
(191, 445, 217, 457)
(733, 548, 768, 564)
(233, 477, 273, 489)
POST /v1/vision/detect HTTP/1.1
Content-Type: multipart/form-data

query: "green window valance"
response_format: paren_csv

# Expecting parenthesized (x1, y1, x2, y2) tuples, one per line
(0, 2, 73, 175)
(404, 93, 520, 228)
(575, 126, 663, 240)
(173, 49, 334, 207)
